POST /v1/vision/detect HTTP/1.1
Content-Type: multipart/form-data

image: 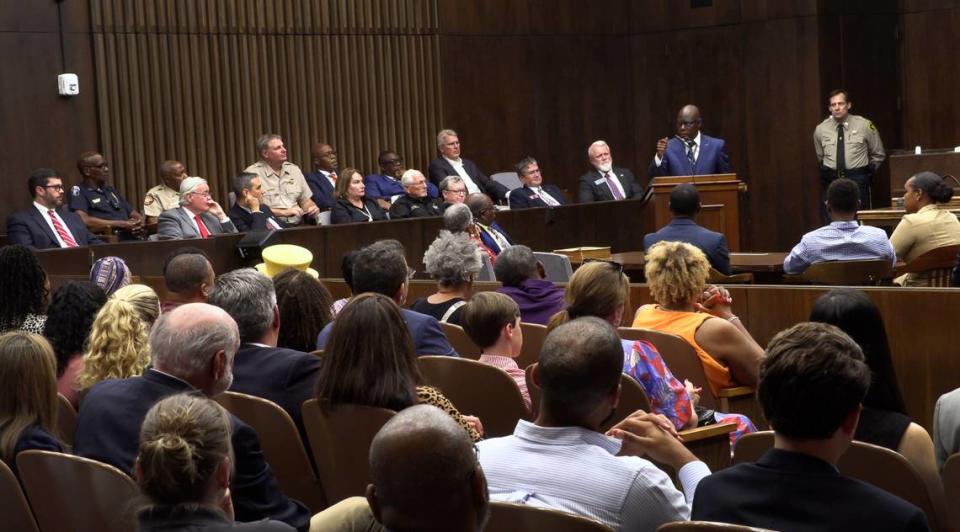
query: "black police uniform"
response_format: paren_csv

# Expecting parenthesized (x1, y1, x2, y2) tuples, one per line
(69, 183, 139, 241)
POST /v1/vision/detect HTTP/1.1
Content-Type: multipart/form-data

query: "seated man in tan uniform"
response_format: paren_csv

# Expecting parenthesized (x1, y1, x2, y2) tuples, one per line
(244, 134, 320, 225)
(143, 160, 187, 226)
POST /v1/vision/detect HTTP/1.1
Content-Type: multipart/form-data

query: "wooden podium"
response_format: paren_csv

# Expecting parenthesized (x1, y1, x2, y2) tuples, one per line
(649, 174, 745, 251)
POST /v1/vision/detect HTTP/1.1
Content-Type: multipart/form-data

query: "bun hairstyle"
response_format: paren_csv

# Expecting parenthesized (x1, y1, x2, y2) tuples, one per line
(547, 260, 631, 330)
(911, 171, 954, 204)
(136, 394, 232, 506)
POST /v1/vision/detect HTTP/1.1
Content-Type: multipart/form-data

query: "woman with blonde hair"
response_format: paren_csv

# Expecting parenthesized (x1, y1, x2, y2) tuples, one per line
(135, 394, 294, 531)
(633, 241, 764, 393)
(75, 284, 161, 393)
(0, 333, 63, 478)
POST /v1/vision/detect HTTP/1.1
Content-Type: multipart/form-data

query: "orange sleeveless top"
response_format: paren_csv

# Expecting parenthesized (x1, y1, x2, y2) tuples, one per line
(631, 304, 735, 395)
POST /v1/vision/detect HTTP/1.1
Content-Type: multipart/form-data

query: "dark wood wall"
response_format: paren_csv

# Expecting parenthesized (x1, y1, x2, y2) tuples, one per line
(2, 0, 956, 250)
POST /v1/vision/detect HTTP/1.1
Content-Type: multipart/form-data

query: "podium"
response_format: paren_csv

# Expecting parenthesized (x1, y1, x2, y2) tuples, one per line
(886, 149, 960, 200)
(649, 174, 745, 251)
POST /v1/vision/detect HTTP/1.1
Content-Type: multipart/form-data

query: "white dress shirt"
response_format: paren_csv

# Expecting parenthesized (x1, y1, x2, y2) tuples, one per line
(655, 131, 702, 166)
(33, 202, 76, 248)
(444, 157, 482, 195)
(320, 170, 337, 188)
(477, 420, 710, 530)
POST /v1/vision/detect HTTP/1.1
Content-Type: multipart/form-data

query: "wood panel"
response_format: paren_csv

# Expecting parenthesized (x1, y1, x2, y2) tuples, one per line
(90, 0, 442, 210)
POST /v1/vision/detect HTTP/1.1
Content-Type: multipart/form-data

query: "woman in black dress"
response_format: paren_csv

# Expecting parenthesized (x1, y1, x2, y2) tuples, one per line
(330, 167, 387, 224)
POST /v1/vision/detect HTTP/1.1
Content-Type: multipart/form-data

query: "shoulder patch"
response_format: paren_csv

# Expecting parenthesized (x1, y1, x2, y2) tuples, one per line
(867, 120, 877, 131)
(71, 185, 80, 196)
(144, 196, 155, 206)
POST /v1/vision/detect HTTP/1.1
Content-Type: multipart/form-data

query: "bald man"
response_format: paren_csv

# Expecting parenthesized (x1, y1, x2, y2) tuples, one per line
(650, 105, 732, 178)
(143, 160, 187, 225)
(310, 404, 489, 532)
(304, 142, 339, 210)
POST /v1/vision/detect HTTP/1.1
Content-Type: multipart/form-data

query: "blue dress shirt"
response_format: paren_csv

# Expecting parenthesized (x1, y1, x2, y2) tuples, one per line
(783, 220, 895, 275)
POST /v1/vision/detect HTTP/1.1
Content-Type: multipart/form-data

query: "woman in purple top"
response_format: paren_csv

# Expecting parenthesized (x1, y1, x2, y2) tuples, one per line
(493, 245, 565, 325)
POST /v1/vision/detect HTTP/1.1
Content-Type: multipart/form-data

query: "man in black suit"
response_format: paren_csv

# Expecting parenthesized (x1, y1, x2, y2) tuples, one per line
(643, 184, 731, 274)
(507, 156, 566, 209)
(227, 172, 287, 232)
(577, 140, 643, 203)
(692, 322, 927, 531)
(6, 168, 103, 249)
(207, 267, 321, 438)
(73, 303, 310, 530)
(427, 129, 508, 202)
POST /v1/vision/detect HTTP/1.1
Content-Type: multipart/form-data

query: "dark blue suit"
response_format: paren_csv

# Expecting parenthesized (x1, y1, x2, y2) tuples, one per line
(303, 171, 336, 210)
(649, 134, 732, 178)
(364, 173, 438, 200)
(508, 185, 566, 209)
(426, 157, 509, 201)
(6, 206, 103, 249)
(229, 344, 321, 441)
(74, 369, 310, 531)
(478, 222, 514, 255)
(317, 307, 457, 357)
(643, 218, 731, 275)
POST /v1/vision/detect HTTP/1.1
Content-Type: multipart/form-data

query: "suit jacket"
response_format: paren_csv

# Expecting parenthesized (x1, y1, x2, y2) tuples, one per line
(6, 207, 103, 249)
(304, 171, 336, 210)
(649, 134, 732, 178)
(157, 208, 238, 240)
(74, 369, 310, 531)
(508, 184, 566, 209)
(478, 221, 514, 255)
(228, 203, 287, 233)
(692, 448, 927, 531)
(577, 166, 643, 203)
(934, 387, 960, 469)
(389, 195, 443, 219)
(643, 218, 731, 275)
(427, 157, 509, 201)
(331, 198, 388, 224)
(317, 307, 457, 357)
(364, 173, 438, 200)
(229, 343, 321, 441)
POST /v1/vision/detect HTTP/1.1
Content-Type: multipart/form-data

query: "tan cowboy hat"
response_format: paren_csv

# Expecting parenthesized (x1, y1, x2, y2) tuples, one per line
(254, 244, 319, 278)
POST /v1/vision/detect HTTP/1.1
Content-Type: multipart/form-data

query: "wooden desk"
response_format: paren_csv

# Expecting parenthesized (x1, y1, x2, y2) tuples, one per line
(572, 251, 787, 282)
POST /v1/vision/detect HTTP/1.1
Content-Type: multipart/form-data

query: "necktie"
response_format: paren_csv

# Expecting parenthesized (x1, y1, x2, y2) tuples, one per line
(836, 123, 846, 177)
(330, 172, 338, 184)
(603, 171, 624, 200)
(47, 210, 77, 247)
(685, 138, 697, 171)
(194, 214, 210, 239)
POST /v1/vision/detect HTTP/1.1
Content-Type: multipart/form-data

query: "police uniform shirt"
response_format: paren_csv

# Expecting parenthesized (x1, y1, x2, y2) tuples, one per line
(69, 183, 133, 221)
(813, 114, 886, 171)
(142, 184, 181, 217)
(243, 160, 313, 224)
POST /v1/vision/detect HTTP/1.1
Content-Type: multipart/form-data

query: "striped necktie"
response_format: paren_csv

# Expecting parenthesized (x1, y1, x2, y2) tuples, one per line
(47, 210, 78, 247)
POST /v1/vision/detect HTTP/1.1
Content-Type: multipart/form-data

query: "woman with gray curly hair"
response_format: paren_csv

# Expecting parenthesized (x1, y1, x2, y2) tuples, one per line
(411, 231, 483, 325)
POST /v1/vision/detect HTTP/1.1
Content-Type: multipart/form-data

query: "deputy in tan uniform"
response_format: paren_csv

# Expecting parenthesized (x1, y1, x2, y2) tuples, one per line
(243, 134, 320, 225)
(814, 89, 885, 215)
(143, 160, 187, 225)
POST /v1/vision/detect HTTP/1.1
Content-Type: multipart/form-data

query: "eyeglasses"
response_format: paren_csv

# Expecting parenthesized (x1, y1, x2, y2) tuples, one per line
(444, 188, 466, 195)
(583, 258, 624, 275)
(41, 184, 64, 191)
(677, 120, 700, 128)
(380, 158, 403, 165)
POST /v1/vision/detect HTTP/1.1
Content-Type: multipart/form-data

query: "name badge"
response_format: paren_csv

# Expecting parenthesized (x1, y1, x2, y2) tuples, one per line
(593, 178, 605, 186)
(91, 197, 102, 204)
(529, 194, 539, 200)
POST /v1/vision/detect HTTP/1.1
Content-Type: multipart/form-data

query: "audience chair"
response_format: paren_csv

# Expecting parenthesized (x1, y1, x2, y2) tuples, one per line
(533, 252, 574, 282)
(317, 211, 332, 225)
(487, 501, 613, 531)
(17, 450, 139, 532)
(490, 172, 522, 191)
(619, 328, 762, 424)
(214, 391, 326, 511)
(897, 244, 960, 287)
(942, 454, 960, 530)
(477, 253, 496, 281)
(517, 322, 547, 369)
(301, 399, 394, 505)
(782, 259, 894, 285)
(438, 322, 481, 359)
(0, 459, 40, 532)
(733, 431, 944, 530)
(417, 356, 529, 437)
(707, 268, 754, 284)
(658, 521, 776, 531)
(525, 363, 540, 419)
(56, 393, 76, 446)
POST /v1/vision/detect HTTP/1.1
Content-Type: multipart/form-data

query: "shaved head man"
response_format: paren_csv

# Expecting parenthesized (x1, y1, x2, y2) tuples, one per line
(650, 104, 731, 178)
(304, 142, 340, 211)
(143, 160, 188, 225)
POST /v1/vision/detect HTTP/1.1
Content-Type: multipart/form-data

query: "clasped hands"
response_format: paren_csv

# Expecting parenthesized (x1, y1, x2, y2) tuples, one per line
(606, 409, 697, 470)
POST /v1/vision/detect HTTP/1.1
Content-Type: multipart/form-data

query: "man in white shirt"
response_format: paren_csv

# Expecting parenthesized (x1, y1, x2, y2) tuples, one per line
(7, 167, 103, 249)
(477, 317, 711, 530)
(157, 177, 237, 240)
(427, 128, 508, 202)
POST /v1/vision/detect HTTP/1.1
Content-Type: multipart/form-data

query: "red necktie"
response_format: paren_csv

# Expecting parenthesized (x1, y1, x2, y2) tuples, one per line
(47, 210, 78, 247)
(194, 214, 210, 239)
(330, 172, 338, 184)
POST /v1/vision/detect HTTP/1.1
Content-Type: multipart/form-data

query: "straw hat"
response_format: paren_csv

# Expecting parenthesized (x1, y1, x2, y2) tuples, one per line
(254, 244, 318, 278)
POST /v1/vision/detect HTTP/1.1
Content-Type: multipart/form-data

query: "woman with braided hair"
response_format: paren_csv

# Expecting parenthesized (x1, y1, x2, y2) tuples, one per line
(0, 244, 49, 334)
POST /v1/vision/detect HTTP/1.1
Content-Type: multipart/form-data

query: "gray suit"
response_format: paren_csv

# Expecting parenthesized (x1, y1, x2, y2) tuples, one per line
(933, 387, 960, 469)
(157, 207, 237, 240)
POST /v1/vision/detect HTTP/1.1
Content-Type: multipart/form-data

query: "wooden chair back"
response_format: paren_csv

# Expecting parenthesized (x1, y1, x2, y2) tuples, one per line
(487, 502, 613, 531)
(0, 459, 39, 532)
(517, 322, 548, 369)
(301, 399, 394, 505)
(784, 259, 894, 285)
(707, 268, 754, 284)
(438, 322, 481, 359)
(619, 328, 718, 409)
(898, 244, 960, 287)
(600, 373, 653, 432)
(942, 453, 960, 530)
(658, 521, 776, 531)
(17, 450, 139, 532)
(417, 356, 529, 437)
(525, 363, 540, 419)
(214, 391, 325, 511)
(731, 430, 774, 464)
(56, 393, 76, 446)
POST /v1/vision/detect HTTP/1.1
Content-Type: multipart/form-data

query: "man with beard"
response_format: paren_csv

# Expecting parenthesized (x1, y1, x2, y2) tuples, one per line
(577, 140, 643, 202)
(7, 167, 102, 248)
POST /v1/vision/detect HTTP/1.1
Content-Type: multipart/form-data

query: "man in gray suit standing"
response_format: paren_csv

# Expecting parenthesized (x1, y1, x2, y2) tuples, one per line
(157, 177, 237, 240)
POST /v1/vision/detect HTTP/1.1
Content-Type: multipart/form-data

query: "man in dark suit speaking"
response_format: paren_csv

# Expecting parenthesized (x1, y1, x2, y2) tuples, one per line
(578, 140, 643, 203)
(7, 168, 103, 249)
(650, 104, 732, 178)
(427, 129, 508, 202)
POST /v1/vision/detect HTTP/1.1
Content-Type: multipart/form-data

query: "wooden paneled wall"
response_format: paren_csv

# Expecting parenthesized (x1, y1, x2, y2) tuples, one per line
(90, 0, 442, 206)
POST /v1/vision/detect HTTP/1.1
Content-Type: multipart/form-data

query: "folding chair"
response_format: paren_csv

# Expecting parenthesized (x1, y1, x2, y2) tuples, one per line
(0, 459, 39, 532)
(56, 393, 76, 446)
(487, 501, 613, 531)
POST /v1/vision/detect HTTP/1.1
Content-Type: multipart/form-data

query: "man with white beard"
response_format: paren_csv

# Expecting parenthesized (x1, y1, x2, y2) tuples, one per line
(577, 140, 644, 203)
